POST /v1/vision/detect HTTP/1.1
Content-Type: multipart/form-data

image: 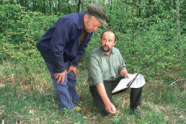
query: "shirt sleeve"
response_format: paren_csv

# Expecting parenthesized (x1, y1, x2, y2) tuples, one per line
(50, 18, 75, 73)
(87, 54, 103, 86)
(118, 50, 127, 73)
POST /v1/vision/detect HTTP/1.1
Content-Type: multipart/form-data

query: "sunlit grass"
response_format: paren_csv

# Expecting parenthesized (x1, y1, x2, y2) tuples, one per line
(0, 63, 185, 123)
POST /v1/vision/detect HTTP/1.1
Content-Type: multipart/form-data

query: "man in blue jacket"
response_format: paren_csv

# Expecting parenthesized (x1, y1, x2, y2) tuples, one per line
(37, 4, 107, 111)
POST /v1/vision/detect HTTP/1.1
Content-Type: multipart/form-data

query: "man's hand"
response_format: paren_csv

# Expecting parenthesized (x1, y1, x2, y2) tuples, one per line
(96, 83, 116, 114)
(54, 70, 67, 83)
(120, 69, 130, 78)
(124, 73, 130, 78)
(105, 102, 116, 114)
(67, 65, 77, 77)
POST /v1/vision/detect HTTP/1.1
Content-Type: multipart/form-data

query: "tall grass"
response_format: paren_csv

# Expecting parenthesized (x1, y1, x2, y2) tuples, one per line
(0, 62, 185, 123)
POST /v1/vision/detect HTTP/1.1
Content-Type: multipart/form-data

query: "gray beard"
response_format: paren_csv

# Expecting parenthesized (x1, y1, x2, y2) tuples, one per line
(101, 45, 110, 52)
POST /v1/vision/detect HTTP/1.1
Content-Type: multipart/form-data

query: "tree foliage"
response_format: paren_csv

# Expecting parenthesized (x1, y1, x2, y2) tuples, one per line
(0, 0, 185, 82)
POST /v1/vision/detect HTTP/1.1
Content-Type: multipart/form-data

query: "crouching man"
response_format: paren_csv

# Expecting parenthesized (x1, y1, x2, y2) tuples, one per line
(87, 30, 143, 115)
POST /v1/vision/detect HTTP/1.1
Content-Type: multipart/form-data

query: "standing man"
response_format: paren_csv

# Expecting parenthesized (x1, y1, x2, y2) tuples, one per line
(87, 30, 143, 115)
(37, 4, 107, 111)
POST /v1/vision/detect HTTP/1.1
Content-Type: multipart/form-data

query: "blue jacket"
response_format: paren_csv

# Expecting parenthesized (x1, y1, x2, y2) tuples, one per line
(37, 12, 93, 73)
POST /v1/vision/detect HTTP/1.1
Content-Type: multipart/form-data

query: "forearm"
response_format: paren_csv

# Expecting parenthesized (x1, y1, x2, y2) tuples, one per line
(96, 83, 111, 106)
(96, 82, 116, 114)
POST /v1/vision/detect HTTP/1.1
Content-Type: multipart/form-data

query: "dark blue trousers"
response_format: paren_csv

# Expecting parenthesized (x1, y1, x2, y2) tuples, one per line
(45, 62, 80, 110)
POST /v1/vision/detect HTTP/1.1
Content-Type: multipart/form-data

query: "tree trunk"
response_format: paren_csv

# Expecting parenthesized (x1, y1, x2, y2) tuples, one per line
(10, 0, 15, 3)
(43, 0, 46, 14)
(67, 0, 71, 13)
(49, 0, 53, 15)
(138, 0, 141, 17)
(173, 0, 176, 9)
(58, 0, 61, 12)
(89, 1, 93, 4)
(33, 0, 36, 11)
(78, 0, 82, 12)
(25, 0, 27, 7)
(176, 0, 180, 30)
(175, 0, 182, 55)
(110, 0, 113, 11)
(20, 0, 24, 6)
(148, 0, 152, 18)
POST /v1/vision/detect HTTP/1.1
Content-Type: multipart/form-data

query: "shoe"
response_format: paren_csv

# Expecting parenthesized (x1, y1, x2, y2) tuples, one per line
(129, 105, 140, 116)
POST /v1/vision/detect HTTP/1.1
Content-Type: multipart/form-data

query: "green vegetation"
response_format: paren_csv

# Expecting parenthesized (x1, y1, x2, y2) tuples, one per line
(0, 0, 185, 123)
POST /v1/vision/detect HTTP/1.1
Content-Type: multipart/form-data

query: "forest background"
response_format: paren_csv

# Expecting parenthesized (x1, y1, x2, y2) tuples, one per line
(0, 0, 185, 123)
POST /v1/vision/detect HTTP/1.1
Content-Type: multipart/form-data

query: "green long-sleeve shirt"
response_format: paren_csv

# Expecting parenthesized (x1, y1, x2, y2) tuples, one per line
(87, 46, 126, 86)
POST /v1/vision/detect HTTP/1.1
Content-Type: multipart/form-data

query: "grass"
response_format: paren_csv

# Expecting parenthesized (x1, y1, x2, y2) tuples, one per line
(0, 62, 185, 124)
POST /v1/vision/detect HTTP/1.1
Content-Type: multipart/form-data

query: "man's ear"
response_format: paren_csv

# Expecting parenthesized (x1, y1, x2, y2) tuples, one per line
(84, 14, 88, 22)
(113, 41, 116, 46)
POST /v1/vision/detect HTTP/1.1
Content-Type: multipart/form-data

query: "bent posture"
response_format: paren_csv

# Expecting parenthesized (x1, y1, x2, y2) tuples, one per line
(37, 4, 107, 110)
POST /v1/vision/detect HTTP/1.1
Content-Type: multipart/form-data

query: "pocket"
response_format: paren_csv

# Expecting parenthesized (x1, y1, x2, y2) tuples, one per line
(112, 61, 119, 73)
(101, 65, 109, 79)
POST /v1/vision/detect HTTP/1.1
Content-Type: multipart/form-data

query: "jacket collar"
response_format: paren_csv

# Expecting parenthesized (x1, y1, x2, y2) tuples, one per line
(77, 12, 86, 29)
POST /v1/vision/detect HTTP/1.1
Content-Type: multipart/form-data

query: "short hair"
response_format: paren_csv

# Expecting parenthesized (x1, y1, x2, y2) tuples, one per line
(85, 12, 92, 21)
(100, 30, 117, 41)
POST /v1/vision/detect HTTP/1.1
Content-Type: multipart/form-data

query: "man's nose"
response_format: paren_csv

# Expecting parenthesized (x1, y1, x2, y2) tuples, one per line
(105, 40, 109, 45)
(94, 27, 98, 31)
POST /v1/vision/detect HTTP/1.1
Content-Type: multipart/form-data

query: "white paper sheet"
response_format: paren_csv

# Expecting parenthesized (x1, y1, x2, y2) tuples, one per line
(112, 73, 145, 93)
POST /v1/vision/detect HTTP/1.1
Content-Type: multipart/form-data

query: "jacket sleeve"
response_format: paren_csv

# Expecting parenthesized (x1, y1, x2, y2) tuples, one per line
(50, 18, 75, 73)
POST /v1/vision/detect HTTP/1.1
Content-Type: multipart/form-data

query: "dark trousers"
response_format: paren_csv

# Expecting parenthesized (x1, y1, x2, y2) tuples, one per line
(90, 77, 142, 115)
(45, 62, 80, 110)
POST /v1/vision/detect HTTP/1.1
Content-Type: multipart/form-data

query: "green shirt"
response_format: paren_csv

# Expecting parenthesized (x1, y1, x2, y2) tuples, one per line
(87, 46, 126, 86)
